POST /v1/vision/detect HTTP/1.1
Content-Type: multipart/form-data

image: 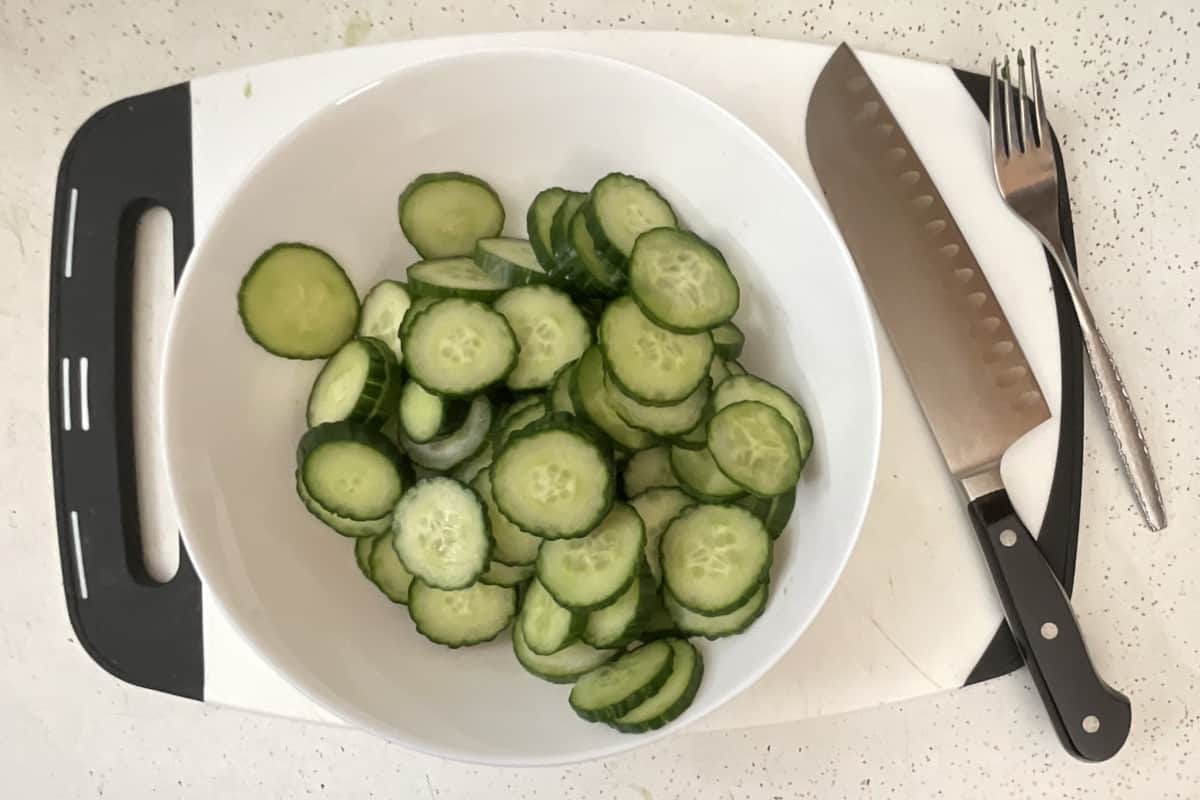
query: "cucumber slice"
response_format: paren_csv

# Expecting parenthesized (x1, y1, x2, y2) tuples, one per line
(707, 401, 802, 496)
(306, 337, 400, 429)
(512, 624, 617, 684)
(479, 560, 535, 587)
(397, 394, 493, 471)
(726, 360, 747, 376)
(536, 503, 644, 610)
(408, 581, 516, 648)
(398, 380, 469, 443)
(586, 173, 678, 262)
(354, 534, 377, 579)
(635, 597, 680, 642)
(450, 442, 494, 484)
(399, 296, 438, 340)
(237, 243, 359, 359)
(546, 362, 578, 415)
(492, 401, 546, 451)
(470, 470, 542, 566)
(369, 535, 414, 603)
(392, 477, 492, 590)
(736, 489, 796, 539)
(404, 299, 518, 396)
(669, 445, 743, 503)
(398, 172, 504, 259)
(521, 578, 585, 655)
(710, 375, 813, 469)
(474, 237, 550, 287)
(357, 280, 411, 362)
(629, 228, 739, 333)
(711, 322, 745, 360)
(610, 638, 702, 733)
(629, 487, 695, 583)
(708, 356, 732, 388)
(298, 422, 408, 521)
(296, 471, 392, 538)
(569, 640, 675, 722)
(527, 187, 570, 271)
(407, 257, 509, 301)
(549, 191, 588, 266)
(670, 420, 709, 451)
(569, 207, 625, 294)
(494, 285, 592, 390)
(665, 582, 767, 639)
(622, 446, 679, 496)
(491, 414, 615, 540)
(570, 346, 658, 451)
(599, 297, 713, 406)
(606, 373, 710, 437)
(583, 572, 656, 648)
(660, 504, 771, 616)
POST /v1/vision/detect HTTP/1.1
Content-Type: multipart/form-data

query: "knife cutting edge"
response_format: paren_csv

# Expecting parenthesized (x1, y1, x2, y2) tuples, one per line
(806, 43, 1130, 762)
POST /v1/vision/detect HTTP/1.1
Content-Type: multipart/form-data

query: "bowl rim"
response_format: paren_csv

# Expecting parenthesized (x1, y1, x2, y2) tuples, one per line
(160, 44, 882, 766)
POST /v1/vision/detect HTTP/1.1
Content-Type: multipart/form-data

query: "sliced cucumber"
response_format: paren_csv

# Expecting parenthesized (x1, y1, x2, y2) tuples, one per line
(479, 560, 535, 587)
(629, 228, 739, 333)
(669, 445, 743, 503)
(494, 285, 592, 390)
(527, 187, 570, 271)
(306, 337, 399, 429)
(711, 375, 813, 469)
(665, 582, 767, 639)
(238, 243, 359, 359)
(549, 191, 588, 265)
(711, 321, 745, 360)
(708, 356, 732, 388)
(408, 581, 516, 648)
(670, 421, 709, 451)
(609, 638, 702, 733)
(599, 296, 713, 406)
(397, 394, 493, 471)
(354, 534, 378, 579)
(392, 477, 491, 590)
(398, 380, 469, 443)
(536, 503, 644, 611)
(470, 469, 542, 566)
(298, 422, 408, 521)
(660, 504, 771, 616)
(707, 401, 801, 496)
(568, 207, 625, 294)
(491, 414, 615, 540)
(399, 296, 438, 340)
(450, 441, 494, 484)
(369, 535, 414, 603)
(583, 572, 656, 648)
(607, 373, 710, 437)
(296, 471, 392, 538)
(357, 280, 411, 362)
(726, 360, 747, 376)
(569, 639, 675, 722)
(404, 299, 517, 396)
(492, 400, 546, 451)
(473, 237, 550, 287)
(736, 489, 796, 539)
(512, 624, 616, 684)
(622, 446, 679, 496)
(398, 172, 504, 259)
(635, 597, 680, 643)
(521, 578, 585, 655)
(546, 361, 578, 415)
(571, 346, 658, 451)
(629, 487, 695, 584)
(586, 173, 678, 263)
(407, 257, 509, 302)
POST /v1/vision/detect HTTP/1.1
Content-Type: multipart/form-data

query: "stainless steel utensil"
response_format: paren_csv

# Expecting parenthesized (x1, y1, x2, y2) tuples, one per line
(807, 43, 1131, 762)
(990, 47, 1166, 532)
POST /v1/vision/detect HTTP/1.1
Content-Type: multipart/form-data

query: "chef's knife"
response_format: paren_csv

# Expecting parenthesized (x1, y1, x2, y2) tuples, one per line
(806, 44, 1131, 762)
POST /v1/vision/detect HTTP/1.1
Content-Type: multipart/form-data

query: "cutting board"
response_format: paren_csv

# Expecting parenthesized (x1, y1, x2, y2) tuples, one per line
(47, 31, 1084, 735)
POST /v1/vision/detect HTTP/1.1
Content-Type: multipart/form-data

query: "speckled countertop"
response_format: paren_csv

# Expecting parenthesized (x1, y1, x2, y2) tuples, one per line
(2, 1, 1198, 798)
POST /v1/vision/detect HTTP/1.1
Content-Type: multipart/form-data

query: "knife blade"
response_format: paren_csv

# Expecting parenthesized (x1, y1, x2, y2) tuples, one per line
(807, 43, 1130, 762)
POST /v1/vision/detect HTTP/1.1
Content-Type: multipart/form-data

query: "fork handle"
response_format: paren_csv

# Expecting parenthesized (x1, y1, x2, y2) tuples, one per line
(1046, 239, 1166, 531)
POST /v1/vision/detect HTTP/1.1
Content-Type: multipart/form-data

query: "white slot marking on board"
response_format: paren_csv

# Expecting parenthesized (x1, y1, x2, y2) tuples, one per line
(70, 510, 89, 600)
(64, 188, 79, 278)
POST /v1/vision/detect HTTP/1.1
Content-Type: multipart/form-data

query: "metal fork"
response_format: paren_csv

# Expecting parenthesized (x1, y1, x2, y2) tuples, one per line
(989, 48, 1166, 532)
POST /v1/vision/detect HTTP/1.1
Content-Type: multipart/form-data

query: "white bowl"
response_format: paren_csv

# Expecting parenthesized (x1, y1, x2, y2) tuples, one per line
(162, 48, 881, 766)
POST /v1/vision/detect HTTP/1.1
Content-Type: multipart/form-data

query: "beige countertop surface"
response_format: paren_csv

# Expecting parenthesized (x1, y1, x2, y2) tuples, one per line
(2, 1, 1198, 797)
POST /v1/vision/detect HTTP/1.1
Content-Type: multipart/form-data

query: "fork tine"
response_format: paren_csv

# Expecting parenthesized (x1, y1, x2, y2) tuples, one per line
(989, 59, 1007, 161)
(1017, 51, 1033, 152)
(1001, 55, 1020, 153)
(1029, 46, 1049, 147)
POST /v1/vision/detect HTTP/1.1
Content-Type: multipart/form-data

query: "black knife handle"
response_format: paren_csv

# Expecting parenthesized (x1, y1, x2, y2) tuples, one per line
(968, 489, 1131, 761)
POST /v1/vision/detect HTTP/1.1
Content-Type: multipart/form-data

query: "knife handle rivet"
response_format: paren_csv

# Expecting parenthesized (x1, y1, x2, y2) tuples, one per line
(1040, 622, 1059, 640)
(1082, 715, 1101, 734)
(887, 147, 908, 163)
(911, 194, 934, 211)
(939, 243, 961, 259)
(898, 170, 920, 185)
(923, 218, 946, 235)
(854, 101, 881, 121)
(999, 529, 1017, 547)
(846, 75, 870, 92)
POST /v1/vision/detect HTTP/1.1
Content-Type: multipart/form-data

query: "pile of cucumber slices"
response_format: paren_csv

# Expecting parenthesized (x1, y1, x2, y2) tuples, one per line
(236, 170, 814, 734)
